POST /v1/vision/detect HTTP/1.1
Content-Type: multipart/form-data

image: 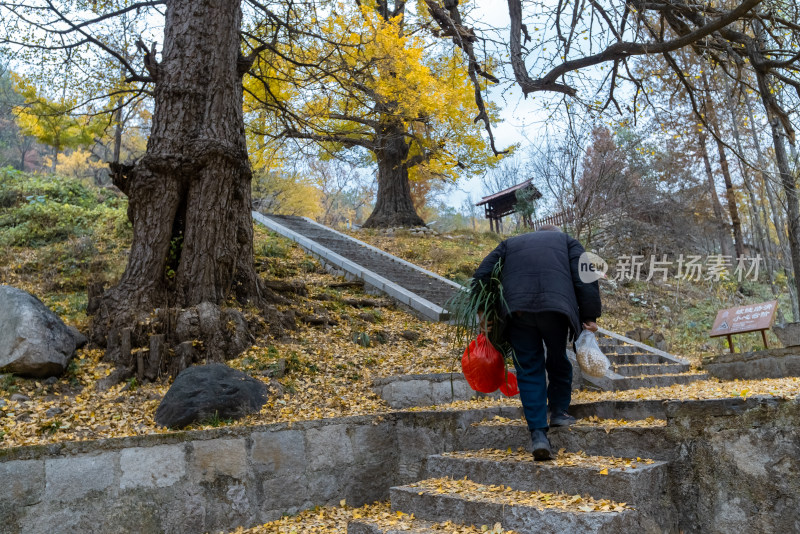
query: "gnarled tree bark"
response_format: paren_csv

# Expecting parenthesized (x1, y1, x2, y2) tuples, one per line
(363, 119, 425, 228)
(91, 0, 264, 370)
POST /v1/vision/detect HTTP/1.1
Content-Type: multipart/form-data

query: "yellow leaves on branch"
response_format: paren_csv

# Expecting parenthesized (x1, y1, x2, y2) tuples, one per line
(11, 74, 104, 154)
(243, 0, 501, 185)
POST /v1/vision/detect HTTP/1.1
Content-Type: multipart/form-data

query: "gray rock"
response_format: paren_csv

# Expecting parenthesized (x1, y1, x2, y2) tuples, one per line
(0, 285, 79, 377)
(10, 393, 30, 402)
(773, 322, 800, 347)
(154, 363, 269, 428)
(400, 330, 420, 342)
(45, 407, 63, 418)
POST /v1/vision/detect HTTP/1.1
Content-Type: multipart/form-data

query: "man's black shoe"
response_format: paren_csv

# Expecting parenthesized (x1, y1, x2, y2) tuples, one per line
(550, 410, 577, 427)
(531, 429, 553, 461)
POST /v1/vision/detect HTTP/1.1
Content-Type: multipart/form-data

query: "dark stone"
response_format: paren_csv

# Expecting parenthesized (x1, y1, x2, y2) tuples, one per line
(400, 330, 420, 341)
(45, 406, 63, 418)
(43, 376, 58, 386)
(154, 363, 269, 428)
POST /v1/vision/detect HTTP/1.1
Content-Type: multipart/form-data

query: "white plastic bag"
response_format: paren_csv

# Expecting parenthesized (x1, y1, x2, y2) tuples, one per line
(575, 330, 610, 378)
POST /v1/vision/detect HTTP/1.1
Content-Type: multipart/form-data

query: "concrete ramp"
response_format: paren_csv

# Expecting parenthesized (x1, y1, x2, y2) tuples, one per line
(252, 212, 462, 321)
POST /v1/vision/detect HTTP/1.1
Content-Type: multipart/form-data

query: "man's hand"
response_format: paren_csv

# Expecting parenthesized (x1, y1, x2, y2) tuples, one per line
(582, 321, 598, 332)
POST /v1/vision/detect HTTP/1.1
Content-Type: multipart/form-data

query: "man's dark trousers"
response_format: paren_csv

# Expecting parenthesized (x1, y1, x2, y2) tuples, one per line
(505, 311, 571, 430)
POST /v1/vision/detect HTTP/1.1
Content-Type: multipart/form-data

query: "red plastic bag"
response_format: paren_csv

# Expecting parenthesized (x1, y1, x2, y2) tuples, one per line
(461, 334, 519, 397)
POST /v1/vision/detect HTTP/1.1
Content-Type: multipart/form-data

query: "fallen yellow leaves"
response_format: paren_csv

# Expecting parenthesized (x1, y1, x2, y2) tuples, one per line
(441, 448, 656, 471)
(473, 415, 666, 429)
(407, 477, 631, 513)
(2, 226, 799, 451)
(572, 377, 800, 404)
(226, 501, 518, 533)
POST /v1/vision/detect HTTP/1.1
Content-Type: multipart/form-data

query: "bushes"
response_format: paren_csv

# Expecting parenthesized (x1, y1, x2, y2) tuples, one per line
(0, 167, 129, 247)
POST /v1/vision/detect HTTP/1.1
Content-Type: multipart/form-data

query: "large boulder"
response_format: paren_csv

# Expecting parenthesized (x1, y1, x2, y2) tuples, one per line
(773, 322, 800, 348)
(625, 327, 668, 351)
(0, 285, 85, 377)
(154, 363, 269, 428)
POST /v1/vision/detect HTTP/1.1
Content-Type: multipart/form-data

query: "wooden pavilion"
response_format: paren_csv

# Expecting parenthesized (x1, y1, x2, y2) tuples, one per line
(476, 179, 542, 233)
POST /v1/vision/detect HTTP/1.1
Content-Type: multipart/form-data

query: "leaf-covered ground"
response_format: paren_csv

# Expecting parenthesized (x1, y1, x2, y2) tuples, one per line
(2, 174, 799, 451)
(2, 216, 800, 449)
(3, 176, 800, 534)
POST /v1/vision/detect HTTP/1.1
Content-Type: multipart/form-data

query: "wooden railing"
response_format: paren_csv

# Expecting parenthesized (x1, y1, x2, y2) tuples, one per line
(532, 210, 574, 229)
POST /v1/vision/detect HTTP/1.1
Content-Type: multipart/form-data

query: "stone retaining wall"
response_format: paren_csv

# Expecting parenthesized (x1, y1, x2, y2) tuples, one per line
(0, 406, 521, 534)
(665, 397, 800, 534)
(2, 398, 799, 534)
(702, 347, 800, 380)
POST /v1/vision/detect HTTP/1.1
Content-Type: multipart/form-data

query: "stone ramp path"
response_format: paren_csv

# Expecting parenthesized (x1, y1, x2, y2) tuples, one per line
(253, 212, 461, 321)
(348, 402, 676, 533)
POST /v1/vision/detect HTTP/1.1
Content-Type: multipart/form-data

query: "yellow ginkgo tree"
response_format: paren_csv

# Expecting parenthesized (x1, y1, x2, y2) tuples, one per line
(12, 74, 104, 172)
(246, 0, 507, 227)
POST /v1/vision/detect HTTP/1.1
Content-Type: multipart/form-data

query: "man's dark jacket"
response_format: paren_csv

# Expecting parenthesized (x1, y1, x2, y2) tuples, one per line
(472, 231, 601, 340)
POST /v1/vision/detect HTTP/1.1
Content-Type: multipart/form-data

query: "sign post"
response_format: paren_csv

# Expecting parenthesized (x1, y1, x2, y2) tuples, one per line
(709, 300, 778, 353)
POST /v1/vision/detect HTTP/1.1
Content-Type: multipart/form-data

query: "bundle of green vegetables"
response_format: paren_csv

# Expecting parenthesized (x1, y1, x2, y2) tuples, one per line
(446, 259, 514, 359)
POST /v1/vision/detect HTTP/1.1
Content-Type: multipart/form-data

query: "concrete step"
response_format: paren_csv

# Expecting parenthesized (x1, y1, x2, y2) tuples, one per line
(389, 477, 662, 533)
(371, 373, 513, 409)
(348, 519, 433, 534)
(606, 352, 670, 365)
(599, 344, 639, 355)
(426, 449, 675, 529)
(604, 372, 708, 391)
(462, 419, 676, 461)
(348, 516, 504, 534)
(612, 363, 688, 377)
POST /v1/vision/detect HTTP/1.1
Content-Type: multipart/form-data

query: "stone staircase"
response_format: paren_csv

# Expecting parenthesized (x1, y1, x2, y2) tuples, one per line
(586, 328, 707, 391)
(348, 408, 677, 533)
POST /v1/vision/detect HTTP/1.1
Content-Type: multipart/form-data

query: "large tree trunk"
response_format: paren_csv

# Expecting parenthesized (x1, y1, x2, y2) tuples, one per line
(714, 138, 744, 259)
(363, 120, 424, 228)
(698, 131, 734, 257)
(743, 81, 798, 318)
(91, 0, 264, 371)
